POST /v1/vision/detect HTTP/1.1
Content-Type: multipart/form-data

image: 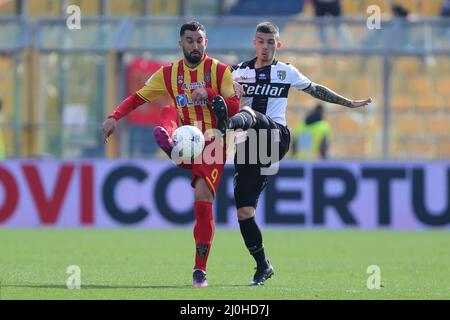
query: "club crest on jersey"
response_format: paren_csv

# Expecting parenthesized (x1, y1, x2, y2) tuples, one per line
(277, 70, 286, 81)
(178, 75, 184, 84)
(204, 73, 211, 82)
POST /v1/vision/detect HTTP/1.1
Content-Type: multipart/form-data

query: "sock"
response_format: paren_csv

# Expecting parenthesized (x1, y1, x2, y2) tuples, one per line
(229, 110, 255, 130)
(238, 216, 268, 269)
(160, 105, 179, 135)
(193, 201, 215, 272)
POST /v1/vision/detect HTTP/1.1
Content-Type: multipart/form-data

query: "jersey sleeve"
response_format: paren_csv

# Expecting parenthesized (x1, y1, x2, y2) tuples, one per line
(231, 63, 243, 81)
(136, 67, 168, 102)
(219, 66, 236, 99)
(289, 65, 312, 90)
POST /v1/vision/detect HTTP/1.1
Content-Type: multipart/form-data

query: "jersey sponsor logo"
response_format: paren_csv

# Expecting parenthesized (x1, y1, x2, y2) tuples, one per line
(204, 73, 211, 81)
(241, 83, 290, 98)
(175, 94, 208, 108)
(234, 75, 251, 82)
(181, 82, 206, 91)
(258, 73, 268, 80)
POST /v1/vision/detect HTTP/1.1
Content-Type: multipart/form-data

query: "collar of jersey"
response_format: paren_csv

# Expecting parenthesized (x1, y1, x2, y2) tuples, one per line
(252, 57, 278, 69)
(182, 53, 207, 71)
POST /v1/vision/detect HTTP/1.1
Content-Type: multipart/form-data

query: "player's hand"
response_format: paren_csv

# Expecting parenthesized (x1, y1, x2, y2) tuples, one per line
(102, 118, 116, 144)
(348, 98, 372, 108)
(191, 88, 208, 101)
(233, 81, 245, 99)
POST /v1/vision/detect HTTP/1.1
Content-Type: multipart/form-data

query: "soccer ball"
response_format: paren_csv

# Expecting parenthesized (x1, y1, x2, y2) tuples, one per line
(172, 125, 205, 161)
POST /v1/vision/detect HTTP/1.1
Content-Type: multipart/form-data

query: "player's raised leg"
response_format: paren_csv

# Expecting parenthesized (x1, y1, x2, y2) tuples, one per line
(153, 105, 179, 158)
(212, 97, 257, 136)
(153, 126, 174, 158)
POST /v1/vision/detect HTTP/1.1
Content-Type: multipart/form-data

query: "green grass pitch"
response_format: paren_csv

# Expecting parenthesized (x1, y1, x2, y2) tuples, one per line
(0, 229, 449, 300)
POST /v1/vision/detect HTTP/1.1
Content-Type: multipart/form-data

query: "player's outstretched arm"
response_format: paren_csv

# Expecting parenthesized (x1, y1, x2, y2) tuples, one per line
(102, 93, 147, 144)
(102, 118, 116, 144)
(303, 82, 372, 108)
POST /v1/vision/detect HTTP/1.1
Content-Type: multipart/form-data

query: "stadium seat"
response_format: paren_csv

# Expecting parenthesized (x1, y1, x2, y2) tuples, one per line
(363, 58, 383, 74)
(286, 114, 302, 129)
(109, 0, 144, 16)
(318, 76, 340, 92)
(342, 0, 361, 16)
(334, 114, 364, 135)
(406, 75, 432, 95)
(287, 89, 316, 111)
(362, 0, 391, 15)
(425, 115, 450, 135)
(399, 139, 435, 159)
(350, 76, 371, 95)
(27, 0, 61, 17)
(406, 75, 432, 96)
(430, 57, 450, 74)
(394, 57, 422, 74)
(435, 77, 450, 95)
(391, 75, 405, 92)
(392, 95, 414, 110)
(437, 140, 450, 157)
(421, 0, 444, 16)
(345, 138, 366, 158)
(330, 137, 366, 159)
(67, 0, 99, 16)
(395, 114, 423, 135)
(415, 95, 442, 110)
(150, 0, 179, 16)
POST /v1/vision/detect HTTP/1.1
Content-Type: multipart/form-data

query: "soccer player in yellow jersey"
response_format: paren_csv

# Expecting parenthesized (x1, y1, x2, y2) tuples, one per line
(102, 21, 240, 287)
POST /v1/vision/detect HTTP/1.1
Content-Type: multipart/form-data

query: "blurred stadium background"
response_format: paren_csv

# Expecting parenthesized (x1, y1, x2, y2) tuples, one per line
(0, 0, 449, 160)
(0, 0, 450, 300)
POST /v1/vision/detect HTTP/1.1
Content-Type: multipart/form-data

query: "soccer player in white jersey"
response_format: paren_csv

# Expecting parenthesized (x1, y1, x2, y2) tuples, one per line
(211, 21, 371, 285)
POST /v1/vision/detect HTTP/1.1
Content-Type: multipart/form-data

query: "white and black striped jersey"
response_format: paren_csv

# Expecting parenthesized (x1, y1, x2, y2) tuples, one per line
(232, 57, 312, 126)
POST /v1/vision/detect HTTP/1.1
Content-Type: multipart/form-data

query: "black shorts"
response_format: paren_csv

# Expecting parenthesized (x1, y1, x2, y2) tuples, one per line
(233, 112, 291, 209)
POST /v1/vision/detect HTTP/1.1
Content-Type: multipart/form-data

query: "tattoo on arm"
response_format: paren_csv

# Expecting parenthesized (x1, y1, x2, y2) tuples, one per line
(304, 83, 353, 107)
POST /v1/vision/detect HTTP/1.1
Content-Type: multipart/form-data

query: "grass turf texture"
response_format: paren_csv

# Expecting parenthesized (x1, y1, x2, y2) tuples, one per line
(0, 229, 449, 300)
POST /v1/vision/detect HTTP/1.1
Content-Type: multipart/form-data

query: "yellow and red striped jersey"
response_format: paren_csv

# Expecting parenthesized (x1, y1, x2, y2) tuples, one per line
(136, 55, 235, 133)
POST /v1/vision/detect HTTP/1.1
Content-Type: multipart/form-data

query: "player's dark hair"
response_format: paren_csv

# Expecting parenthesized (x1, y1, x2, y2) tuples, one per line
(256, 22, 279, 35)
(180, 20, 206, 37)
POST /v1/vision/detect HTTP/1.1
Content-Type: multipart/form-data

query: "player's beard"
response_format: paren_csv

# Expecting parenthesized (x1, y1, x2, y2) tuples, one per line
(184, 49, 203, 65)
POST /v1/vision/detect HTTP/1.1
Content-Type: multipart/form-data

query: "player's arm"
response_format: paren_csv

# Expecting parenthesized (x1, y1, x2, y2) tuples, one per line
(192, 64, 240, 117)
(303, 83, 372, 108)
(102, 68, 167, 144)
(215, 65, 240, 116)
